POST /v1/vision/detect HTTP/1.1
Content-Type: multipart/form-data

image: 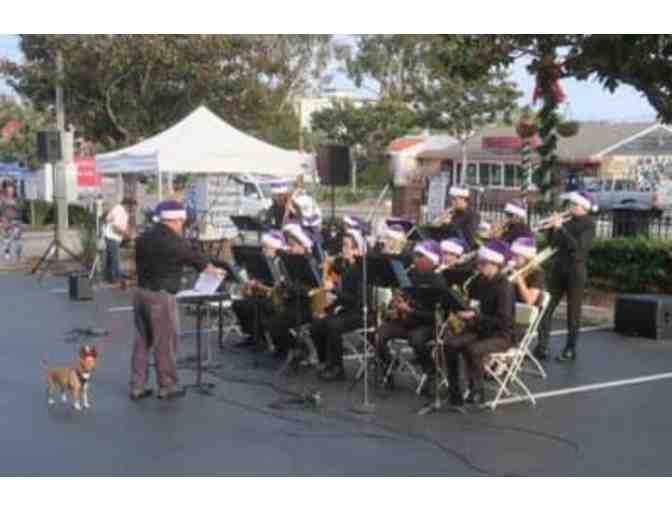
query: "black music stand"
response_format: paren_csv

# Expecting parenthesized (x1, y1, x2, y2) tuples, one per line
(276, 253, 321, 374)
(210, 258, 244, 347)
(177, 292, 229, 396)
(231, 215, 264, 243)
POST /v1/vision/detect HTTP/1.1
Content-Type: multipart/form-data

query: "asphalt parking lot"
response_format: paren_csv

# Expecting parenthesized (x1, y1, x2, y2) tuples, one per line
(2, 272, 672, 476)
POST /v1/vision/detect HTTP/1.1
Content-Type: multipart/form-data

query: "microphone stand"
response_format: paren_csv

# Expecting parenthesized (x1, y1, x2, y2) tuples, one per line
(352, 182, 391, 414)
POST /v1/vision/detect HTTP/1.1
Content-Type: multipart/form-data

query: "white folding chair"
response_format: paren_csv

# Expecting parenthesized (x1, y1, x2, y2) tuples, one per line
(484, 300, 542, 410)
(343, 325, 377, 381)
(384, 338, 428, 395)
(521, 291, 550, 379)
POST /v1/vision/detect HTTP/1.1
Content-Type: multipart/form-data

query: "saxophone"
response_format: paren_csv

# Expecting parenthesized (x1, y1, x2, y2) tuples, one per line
(445, 272, 479, 336)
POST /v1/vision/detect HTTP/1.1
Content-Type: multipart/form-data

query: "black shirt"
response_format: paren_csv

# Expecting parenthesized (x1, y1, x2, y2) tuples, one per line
(545, 215, 595, 268)
(135, 223, 209, 294)
(520, 268, 545, 307)
(331, 258, 366, 312)
(264, 203, 286, 229)
(450, 208, 481, 250)
(467, 273, 515, 341)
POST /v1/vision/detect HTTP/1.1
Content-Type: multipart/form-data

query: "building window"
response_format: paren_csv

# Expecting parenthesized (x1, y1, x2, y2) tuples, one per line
(479, 163, 490, 186)
(504, 164, 516, 187)
(491, 163, 503, 187)
(441, 160, 453, 173)
(515, 165, 528, 187)
(467, 163, 477, 185)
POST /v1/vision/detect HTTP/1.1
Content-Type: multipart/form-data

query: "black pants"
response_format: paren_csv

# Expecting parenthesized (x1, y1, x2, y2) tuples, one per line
(310, 310, 363, 369)
(263, 298, 312, 356)
(232, 297, 269, 340)
(444, 331, 512, 394)
(377, 318, 435, 374)
(537, 265, 587, 351)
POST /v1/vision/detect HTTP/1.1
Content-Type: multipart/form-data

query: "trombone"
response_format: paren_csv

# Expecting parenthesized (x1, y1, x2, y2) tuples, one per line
(532, 211, 572, 232)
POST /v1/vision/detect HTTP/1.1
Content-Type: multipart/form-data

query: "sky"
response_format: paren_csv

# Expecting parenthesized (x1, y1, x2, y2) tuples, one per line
(0, 34, 658, 123)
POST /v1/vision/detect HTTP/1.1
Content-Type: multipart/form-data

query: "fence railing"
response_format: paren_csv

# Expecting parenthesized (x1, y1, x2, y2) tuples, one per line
(476, 203, 672, 241)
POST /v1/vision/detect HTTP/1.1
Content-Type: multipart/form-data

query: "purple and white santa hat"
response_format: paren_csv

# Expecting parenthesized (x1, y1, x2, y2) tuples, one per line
(478, 221, 492, 234)
(440, 237, 467, 257)
(567, 191, 597, 212)
(504, 198, 527, 219)
(156, 200, 187, 220)
(282, 222, 313, 250)
(384, 223, 407, 241)
(345, 228, 367, 252)
(478, 239, 511, 266)
(261, 229, 286, 250)
(510, 237, 537, 259)
(271, 184, 289, 194)
(385, 216, 415, 233)
(414, 240, 441, 265)
(449, 186, 470, 199)
(344, 215, 364, 230)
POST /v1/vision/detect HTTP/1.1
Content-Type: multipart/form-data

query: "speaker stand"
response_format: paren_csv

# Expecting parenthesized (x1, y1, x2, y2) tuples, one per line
(32, 238, 86, 281)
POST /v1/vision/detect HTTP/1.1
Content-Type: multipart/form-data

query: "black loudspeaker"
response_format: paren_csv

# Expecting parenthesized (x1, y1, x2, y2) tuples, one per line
(69, 273, 93, 301)
(37, 130, 62, 163)
(614, 294, 672, 340)
(317, 144, 352, 186)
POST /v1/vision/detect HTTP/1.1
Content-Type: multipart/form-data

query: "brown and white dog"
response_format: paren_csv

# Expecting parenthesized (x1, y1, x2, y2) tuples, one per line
(43, 345, 98, 411)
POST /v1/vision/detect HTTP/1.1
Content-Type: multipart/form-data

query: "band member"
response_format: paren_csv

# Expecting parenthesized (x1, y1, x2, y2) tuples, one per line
(232, 230, 286, 349)
(310, 229, 367, 381)
(534, 191, 596, 362)
(446, 186, 481, 250)
(377, 240, 447, 384)
(442, 239, 515, 407)
(291, 193, 324, 262)
(263, 185, 290, 229)
(509, 237, 545, 307)
(476, 221, 492, 245)
(499, 199, 533, 243)
(438, 237, 472, 287)
(263, 223, 317, 358)
(131, 200, 219, 401)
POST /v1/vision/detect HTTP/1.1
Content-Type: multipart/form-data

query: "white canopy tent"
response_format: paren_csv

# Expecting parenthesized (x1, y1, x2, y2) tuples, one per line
(95, 105, 313, 197)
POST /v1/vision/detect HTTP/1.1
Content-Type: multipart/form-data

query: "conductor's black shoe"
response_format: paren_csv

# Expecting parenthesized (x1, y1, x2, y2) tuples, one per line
(465, 388, 486, 406)
(555, 347, 576, 363)
(532, 345, 549, 361)
(319, 366, 345, 382)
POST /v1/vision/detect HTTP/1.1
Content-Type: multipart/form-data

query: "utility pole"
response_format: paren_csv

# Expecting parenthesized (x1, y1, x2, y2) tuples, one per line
(54, 50, 70, 260)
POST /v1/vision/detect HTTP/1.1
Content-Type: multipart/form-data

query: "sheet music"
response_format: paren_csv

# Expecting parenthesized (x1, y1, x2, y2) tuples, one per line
(177, 271, 224, 299)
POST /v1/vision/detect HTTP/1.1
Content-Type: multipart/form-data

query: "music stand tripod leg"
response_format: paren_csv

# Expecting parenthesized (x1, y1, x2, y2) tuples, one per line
(184, 302, 215, 396)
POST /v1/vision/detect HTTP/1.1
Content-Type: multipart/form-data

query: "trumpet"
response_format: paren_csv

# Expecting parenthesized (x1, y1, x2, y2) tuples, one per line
(533, 211, 572, 232)
(432, 208, 454, 226)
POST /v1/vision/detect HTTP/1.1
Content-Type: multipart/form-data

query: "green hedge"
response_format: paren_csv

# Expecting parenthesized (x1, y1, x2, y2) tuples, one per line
(586, 238, 672, 293)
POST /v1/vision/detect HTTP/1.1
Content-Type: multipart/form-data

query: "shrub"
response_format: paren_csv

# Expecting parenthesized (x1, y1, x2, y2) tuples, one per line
(586, 237, 672, 293)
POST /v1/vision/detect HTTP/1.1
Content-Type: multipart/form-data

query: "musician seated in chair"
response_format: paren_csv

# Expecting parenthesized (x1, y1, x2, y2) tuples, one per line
(376, 240, 447, 387)
(263, 223, 317, 359)
(499, 199, 533, 244)
(233, 230, 286, 349)
(445, 186, 481, 251)
(438, 237, 472, 287)
(310, 229, 367, 382)
(509, 237, 545, 307)
(442, 239, 515, 408)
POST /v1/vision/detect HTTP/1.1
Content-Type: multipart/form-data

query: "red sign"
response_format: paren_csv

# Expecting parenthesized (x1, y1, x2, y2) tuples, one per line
(482, 136, 540, 152)
(76, 157, 101, 187)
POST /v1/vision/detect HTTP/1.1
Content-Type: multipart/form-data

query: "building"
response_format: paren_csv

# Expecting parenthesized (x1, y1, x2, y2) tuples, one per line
(416, 122, 672, 205)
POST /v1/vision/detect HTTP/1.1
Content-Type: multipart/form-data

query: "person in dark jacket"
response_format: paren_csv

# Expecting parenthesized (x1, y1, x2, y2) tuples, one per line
(500, 199, 533, 244)
(442, 239, 515, 407)
(263, 185, 290, 229)
(377, 240, 447, 381)
(310, 229, 367, 381)
(445, 186, 481, 250)
(534, 191, 596, 363)
(131, 200, 219, 401)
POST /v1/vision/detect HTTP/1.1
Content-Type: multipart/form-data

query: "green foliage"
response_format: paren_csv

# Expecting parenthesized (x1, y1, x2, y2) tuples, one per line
(26, 199, 51, 226)
(0, 95, 50, 169)
(0, 35, 331, 150)
(357, 161, 388, 188)
(587, 238, 672, 293)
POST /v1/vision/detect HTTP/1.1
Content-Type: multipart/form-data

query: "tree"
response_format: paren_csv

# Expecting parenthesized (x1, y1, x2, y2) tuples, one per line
(414, 68, 522, 186)
(0, 95, 50, 168)
(0, 35, 333, 151)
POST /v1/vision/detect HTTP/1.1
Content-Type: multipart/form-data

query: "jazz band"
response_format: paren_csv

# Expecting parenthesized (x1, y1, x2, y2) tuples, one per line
(185, 181, 595, 408)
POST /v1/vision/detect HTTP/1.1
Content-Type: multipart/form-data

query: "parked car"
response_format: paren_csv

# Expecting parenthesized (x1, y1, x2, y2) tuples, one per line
(559, 177, 672, 215)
